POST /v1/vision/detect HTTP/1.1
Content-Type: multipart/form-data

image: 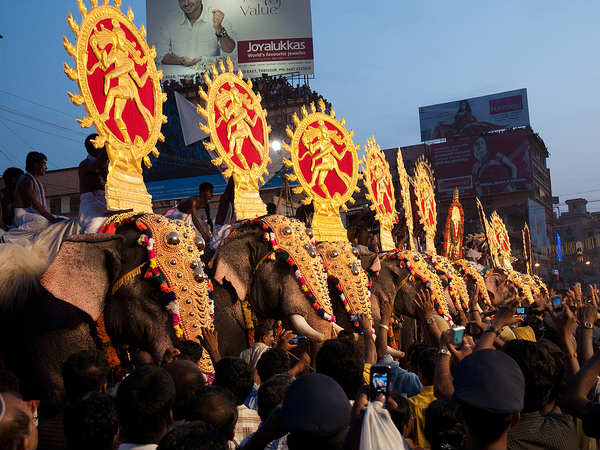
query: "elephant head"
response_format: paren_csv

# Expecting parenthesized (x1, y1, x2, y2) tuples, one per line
(40, 215, 211, 365)
(211, 218, 336, 346)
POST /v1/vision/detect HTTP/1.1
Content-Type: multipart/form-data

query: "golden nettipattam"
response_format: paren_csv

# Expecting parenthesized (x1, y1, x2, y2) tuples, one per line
(396, 147, 416, 250)
(63, 0, 167, 213)
(362, 137, 398, 251)
(412, 156, 437, 254)
(197, 57, 271, 220)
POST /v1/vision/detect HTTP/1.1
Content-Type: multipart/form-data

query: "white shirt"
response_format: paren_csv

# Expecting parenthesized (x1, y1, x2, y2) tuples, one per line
(156, 7, 235, 63)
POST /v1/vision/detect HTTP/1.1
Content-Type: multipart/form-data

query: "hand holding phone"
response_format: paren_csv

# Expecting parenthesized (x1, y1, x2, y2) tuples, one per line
(289, 336, 307, 345)
(450, 326, 465, 347)
(369, 363, 391, 401)
(516, 307, 525, 315)
(551, 296, 563, 311)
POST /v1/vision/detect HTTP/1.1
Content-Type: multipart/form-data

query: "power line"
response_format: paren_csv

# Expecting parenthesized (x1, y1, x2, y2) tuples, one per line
(0, 142, 18, 165)
(0, 104, 87, 137)
(0, 115, 83, 144)
(0, 119, 33, 150)
(0, 89, 74, 119)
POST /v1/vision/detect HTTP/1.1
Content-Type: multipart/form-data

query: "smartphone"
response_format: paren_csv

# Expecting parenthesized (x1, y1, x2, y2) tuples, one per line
(516, 307, 525, 315)
(551, 296, 562, 311)
(451, 326, 466, 347)
(369, 363, 391, 401)
(289, 336, 307, 345)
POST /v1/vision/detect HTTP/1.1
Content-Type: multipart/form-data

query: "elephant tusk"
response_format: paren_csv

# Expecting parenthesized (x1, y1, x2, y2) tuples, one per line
(289, 314, 326, 343)
(387, 346, 405, 359)
(332, 323, 344, 336)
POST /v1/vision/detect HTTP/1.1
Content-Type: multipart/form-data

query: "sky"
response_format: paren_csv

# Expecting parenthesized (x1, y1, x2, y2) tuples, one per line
(0, 1, 599, 211)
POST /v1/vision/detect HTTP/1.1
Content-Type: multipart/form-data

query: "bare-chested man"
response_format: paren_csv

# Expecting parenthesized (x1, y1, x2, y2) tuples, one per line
(13, 151, 63, 231)
(0, 167, 24, 230)
(165, 182, 213, 242)
(78, 133, 109, 233)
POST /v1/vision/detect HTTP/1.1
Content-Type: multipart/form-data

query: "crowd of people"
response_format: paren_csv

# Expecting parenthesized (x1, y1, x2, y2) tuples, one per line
(1, 279, 600, 450)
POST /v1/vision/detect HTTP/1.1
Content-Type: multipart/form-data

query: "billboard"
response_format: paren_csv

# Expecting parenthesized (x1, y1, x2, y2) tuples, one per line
(146, 0, 314, 81)
(419, 89, 529, 141)
(430, 128, 532, 200)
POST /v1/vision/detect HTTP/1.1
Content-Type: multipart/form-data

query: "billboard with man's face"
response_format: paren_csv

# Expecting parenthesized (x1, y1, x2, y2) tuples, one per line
(419, 89, 530, 142)
(430, 128, 533, 201)
(146, 0, 314, 80)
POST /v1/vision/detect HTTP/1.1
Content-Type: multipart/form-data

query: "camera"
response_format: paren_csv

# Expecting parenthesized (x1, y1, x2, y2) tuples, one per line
(369, 363, 391, 401)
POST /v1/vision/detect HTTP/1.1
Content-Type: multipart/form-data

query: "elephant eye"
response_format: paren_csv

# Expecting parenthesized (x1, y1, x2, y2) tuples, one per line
(165, 231, 181, 246)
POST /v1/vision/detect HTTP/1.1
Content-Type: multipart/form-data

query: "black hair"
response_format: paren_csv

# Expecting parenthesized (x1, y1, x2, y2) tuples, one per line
(315, 339, 363, 400)
(84, 133, 100, 155)
(254, 322, 273, 344)
(166, 360, 206, 421)
(461, 404, 514, 447)
(175, 340, 204, 363)
(388, 392, 410, 433)
(0, 370, 19, 393)
(62, 350, 110, 402)
(187, 386, 237, 441)
(25, 151, 47, 173)
(424, 399, 466, 450)
(266, 202, 277, 215)
(0, 398, 30, 450)
(1, 168, 24, 183)
(157, 421, 228, 450)
(116, 366, 176, 444)
(199, 182, 213, 194)
(415, 347, 437, 385)
(64, 393, 118, 450)
(257, 373, 294, 421)
(502, 339, 564, 412)
(256, 349, 291, 384)
(407, 343, 430, 372)
(213, 357, 253, 405)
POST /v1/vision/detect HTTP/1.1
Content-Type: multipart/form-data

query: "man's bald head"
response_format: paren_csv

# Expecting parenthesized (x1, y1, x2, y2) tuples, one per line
(0, 392, 38, 450)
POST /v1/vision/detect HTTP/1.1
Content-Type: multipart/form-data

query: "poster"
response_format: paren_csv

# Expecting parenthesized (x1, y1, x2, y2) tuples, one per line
(146, 0, 314, 80)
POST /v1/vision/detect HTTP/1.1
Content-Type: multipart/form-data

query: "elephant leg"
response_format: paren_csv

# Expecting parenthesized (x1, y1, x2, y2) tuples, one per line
(212, 284, 248, 357)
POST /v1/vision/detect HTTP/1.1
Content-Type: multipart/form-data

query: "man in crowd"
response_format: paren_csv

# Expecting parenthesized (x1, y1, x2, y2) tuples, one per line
(166, 360, 206, 424)
(158, 0, 236, 67)
(63, 393, 118, 450)
(407, 347, 438, 448)
(0, 167, 24, 230)
(0, 391, 38, 450)
(187, 386, 238, 443)
(78, 133, 109, 233)
(116, 366, 176, 450)
(13, 151, 63, 231)
(240, 323, 274, 371)
(165, 182, 213, 242)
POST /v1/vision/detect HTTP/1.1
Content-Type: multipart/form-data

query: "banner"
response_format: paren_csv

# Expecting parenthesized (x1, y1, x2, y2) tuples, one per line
(146, 0, 314, 81)
(430, 129, 532, 200)
(419, 89, 529, 141)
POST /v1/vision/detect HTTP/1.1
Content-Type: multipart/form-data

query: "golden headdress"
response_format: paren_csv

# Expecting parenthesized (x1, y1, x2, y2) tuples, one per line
(411, 156, 437, 253)
(490, 211, 513, 271)
(362, 137, 398, 251)
(283, 99, 360, 242)
(64, 0, 167, 213)
(396, 148, 415, 251)
(442, 188, 464, 261)
(197, 57, 271, 220)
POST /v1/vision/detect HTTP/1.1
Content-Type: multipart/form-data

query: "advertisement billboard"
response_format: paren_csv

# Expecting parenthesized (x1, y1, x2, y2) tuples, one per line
(419, 89, 529, 141)
(146, 0, 314, 81)
(430, 129, 532, 200)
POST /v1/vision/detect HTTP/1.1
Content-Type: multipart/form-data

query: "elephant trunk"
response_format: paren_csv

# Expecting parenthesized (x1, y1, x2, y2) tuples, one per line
(289, 314, 326, 343)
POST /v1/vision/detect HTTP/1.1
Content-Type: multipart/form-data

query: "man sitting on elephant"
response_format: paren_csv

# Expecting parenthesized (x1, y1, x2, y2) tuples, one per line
(78, 134, 109, 234)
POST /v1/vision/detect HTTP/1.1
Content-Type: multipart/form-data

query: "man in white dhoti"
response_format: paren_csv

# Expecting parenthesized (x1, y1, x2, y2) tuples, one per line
(13, 152, 63, 232)
(78, 134, 109, 233)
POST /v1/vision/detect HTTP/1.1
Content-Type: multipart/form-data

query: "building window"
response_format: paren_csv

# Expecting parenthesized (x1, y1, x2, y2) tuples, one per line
(49, 198, 61, 215)
(70, 196, 80, 214)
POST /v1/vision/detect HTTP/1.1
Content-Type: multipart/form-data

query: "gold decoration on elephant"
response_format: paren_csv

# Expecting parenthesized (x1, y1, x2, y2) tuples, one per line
(396, 147, 415, 251)
(506, 270, 534, 305)
(198, 57, 271, 220)
(522, 223, 533, 275)
(362, 137, 398, 251)
(411, 156, 437, 253)
(490, 211, 513, 271)
(476, 198, 501, 269)
(139, 214, 214, 374)
(453, 259, 492, 307)
(521, 273, 541, 299)
(426, 253, 469, 312)
(317, 241, 373, 329)
(442, 189, 464, 261)
(260, 215, 334, 319)
(64, 0, 167, 213)
(283, 99, 361, 242)
(533, 275, 549, 298)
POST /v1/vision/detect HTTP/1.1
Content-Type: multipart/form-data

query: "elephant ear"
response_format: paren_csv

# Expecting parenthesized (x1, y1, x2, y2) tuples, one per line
(360, 252, 381, 275)
(213, 229, 262, 301)
(40, 234, 124, 321)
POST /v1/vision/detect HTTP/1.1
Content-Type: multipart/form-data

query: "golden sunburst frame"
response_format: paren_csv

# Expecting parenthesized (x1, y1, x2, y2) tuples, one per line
(490, 211, 513, 271)
(283, 99, 360, 242)
(63, 0, 167, 213)
(412, 156, 437, 253)
(363, 136, 398, 251)
(197, 57, 271, 220)
(396, 147, 415, 251)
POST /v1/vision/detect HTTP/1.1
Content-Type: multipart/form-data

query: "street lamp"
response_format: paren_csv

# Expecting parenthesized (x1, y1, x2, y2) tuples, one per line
(534, 262, 541, 268)
(585, 260, 591, 266)
(271, 140, 282, 152)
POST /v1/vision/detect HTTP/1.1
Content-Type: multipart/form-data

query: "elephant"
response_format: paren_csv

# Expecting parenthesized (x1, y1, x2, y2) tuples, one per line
(0, 215, 208, 404)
